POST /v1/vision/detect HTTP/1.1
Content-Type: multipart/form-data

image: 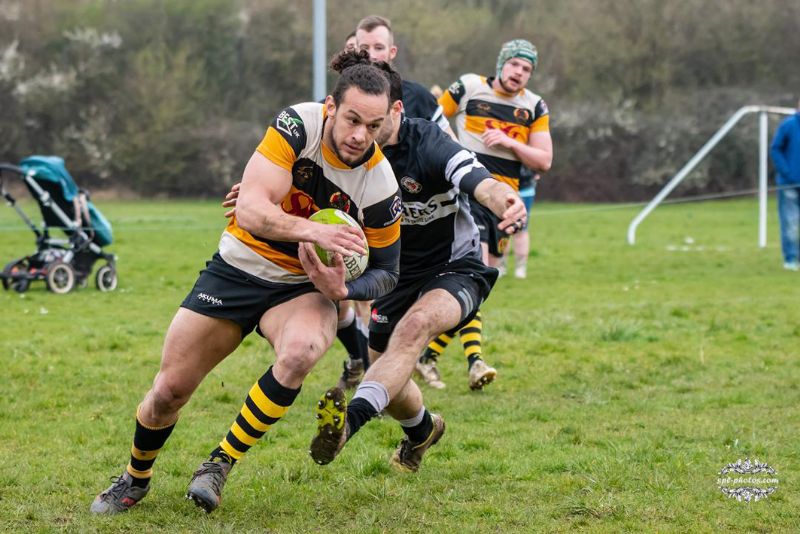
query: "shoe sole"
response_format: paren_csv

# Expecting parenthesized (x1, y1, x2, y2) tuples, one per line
(309, 387, 346, 465)
(469, 368, 497, 390)
(186, 490, 218, 513)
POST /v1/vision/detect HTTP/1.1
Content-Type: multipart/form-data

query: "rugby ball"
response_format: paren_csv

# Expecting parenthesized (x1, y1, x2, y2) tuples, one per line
(309, 208, 368, 281)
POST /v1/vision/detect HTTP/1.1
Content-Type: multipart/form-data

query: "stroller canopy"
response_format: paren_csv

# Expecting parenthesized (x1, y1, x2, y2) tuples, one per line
(19, 156, 114, 246)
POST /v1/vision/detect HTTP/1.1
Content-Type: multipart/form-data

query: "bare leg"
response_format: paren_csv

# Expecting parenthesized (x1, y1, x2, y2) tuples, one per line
(259, 291, 338, 388)
(139, 308, 243, 427)
(362, 289, 462, 400)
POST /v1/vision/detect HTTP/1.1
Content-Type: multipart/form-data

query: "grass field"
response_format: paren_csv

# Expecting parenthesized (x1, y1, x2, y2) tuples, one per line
(1, 198, 798, 532)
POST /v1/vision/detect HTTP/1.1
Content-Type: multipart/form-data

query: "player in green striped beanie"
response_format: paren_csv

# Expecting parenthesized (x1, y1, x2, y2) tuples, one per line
(496, 39, 538, 79)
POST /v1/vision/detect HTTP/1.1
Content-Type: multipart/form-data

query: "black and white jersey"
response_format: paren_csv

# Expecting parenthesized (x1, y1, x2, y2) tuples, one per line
(402, 79, 450, 132)
(382, 116, 491, 278)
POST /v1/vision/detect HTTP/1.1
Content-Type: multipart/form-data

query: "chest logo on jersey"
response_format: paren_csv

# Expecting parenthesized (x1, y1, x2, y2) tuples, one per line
(514, 108, 531, 124)
(483, 119, 528, 141)
(294, 162, 315, 185)
(281, 190, 314, 218)
(400, 176, 422, 194)
(477, 102, 491, 113)
(276, 110, 303, 138)
(329, 191, 352, 212)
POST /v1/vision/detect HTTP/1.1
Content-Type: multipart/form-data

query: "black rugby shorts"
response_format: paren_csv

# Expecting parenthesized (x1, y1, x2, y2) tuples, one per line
(181, 252, 319, 337)
(368, 256, 498, 353)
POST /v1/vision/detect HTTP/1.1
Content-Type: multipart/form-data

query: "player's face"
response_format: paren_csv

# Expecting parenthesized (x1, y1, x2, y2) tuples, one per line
(499, 57, 533, 93)
(326, 87, 389, 165)
(344, 35, 357, 52)
(356, 26, 397, 63)
(375, 100, 403, 147)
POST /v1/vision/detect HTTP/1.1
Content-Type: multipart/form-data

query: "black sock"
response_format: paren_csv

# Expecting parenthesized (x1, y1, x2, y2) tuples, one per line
(208, 447, 235, 464)
(337, 318, 369, 369)
(402, 410, 434, 443)
(467, 354, 482, 369)
(346, 397, 378, 439)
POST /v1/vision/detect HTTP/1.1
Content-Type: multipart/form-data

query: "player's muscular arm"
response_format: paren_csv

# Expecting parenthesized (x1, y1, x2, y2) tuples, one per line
(234, 153, 366, 256)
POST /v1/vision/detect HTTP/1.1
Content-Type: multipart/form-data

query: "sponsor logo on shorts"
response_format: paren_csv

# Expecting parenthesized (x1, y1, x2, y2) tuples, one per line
(197, 292, 223, 306)
(371, 308, 389, 324)
(400, 176, 422, 194)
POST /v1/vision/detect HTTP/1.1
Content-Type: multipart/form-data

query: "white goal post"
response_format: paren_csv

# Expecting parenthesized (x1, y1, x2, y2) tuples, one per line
(627, 105, 796, 246)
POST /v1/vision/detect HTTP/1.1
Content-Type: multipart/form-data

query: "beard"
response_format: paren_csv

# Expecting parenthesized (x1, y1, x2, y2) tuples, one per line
(498, 75, 518, 94)
(329, 120, 364, 166)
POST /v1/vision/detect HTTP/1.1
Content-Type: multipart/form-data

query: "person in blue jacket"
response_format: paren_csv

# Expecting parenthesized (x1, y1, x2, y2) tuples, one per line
(771, 99, 800, 271)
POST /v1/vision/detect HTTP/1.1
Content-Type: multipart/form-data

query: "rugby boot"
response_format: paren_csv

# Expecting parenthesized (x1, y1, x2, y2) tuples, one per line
(90, 472, 149, 514)
(468, 359, 497, 390)
(336, 357, 364, 390)
(415, 358, 446, 389)
(390, 413, 446, 472)
(186, 457, 232, 513)
(309, 387, 347, 465)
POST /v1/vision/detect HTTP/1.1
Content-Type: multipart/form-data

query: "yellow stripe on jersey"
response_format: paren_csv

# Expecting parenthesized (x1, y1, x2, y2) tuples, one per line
(530, 114, 550, 133)
(464, 116, 530, 144)
(492, 173, 520, 192)
(321, 142, 351, 170)
(438, 91, 459, 117)
(248, 382, 290, 419)
(256, 127, 296, 171)
(364, 147, 385, 170)
(226, 217, 304, 274)
(363, 218, 401, 248)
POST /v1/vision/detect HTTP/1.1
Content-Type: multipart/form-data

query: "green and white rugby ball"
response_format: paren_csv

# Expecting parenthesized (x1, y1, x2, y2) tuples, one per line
(309, 208, 368, 281)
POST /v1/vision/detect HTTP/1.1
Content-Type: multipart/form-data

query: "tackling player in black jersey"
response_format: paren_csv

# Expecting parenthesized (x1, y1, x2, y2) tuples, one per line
(307, 52, 527, 472)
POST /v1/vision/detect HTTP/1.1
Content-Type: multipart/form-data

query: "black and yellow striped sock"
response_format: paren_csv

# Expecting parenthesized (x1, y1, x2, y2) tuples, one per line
(421, 329, 456, 363)
(459, 311, 483, 369)
(213, 366, 300, 463)
(127, 407, 176, 488)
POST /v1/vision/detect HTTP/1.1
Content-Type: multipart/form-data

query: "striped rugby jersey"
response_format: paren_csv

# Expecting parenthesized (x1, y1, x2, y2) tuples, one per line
(438, 73, 549, 191)
(220, 102, 402, 284)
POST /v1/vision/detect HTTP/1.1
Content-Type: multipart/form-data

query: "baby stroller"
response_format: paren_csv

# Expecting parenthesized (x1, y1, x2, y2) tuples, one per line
(1, 156, 117, 294)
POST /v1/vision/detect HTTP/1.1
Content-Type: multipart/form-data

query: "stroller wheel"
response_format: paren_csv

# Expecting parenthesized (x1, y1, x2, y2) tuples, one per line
(46, 261, 76, 294)
(96, 264, 118, 292)
(3, 259, 29, 292)
(11, 277, 30, 293)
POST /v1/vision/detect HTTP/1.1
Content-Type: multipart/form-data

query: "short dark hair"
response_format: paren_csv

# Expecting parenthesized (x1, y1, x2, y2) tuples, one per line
(329, 49, 392, 108)
(357, 15, 393, 38)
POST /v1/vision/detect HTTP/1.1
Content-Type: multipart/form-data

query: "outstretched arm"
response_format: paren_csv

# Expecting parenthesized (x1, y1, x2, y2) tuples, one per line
(473, 178, 528, 234)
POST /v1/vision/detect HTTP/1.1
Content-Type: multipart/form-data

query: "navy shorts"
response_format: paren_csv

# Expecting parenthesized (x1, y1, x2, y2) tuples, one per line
(181, 252, 319, 337)
(368, 255, 498, 353)
(469, 199, 509, 258)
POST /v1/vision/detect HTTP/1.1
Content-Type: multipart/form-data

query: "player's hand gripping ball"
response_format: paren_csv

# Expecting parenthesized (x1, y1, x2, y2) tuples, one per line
(309, 208, 369, 281)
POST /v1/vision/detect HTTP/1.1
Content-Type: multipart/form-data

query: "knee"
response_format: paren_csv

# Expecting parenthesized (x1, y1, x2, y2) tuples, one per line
(149, 376, 193, 415)
(395, 309, 436, 343)
(276, 339, 326, 378)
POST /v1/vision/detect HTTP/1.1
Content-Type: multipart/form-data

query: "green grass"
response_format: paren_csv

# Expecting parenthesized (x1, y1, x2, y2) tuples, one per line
(1, 198, 798, 532)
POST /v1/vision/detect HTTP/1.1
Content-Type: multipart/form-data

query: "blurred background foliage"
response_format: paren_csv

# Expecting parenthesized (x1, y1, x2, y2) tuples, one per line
(1, 0, 799, 200)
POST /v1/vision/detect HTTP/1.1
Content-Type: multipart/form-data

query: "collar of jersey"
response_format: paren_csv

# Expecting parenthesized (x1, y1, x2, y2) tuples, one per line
(321, 139, 376, 170)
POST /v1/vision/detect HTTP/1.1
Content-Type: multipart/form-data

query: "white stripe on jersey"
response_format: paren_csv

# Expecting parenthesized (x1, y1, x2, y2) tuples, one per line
(401, 190, 460, 226)
(445, 149, 485, 189)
